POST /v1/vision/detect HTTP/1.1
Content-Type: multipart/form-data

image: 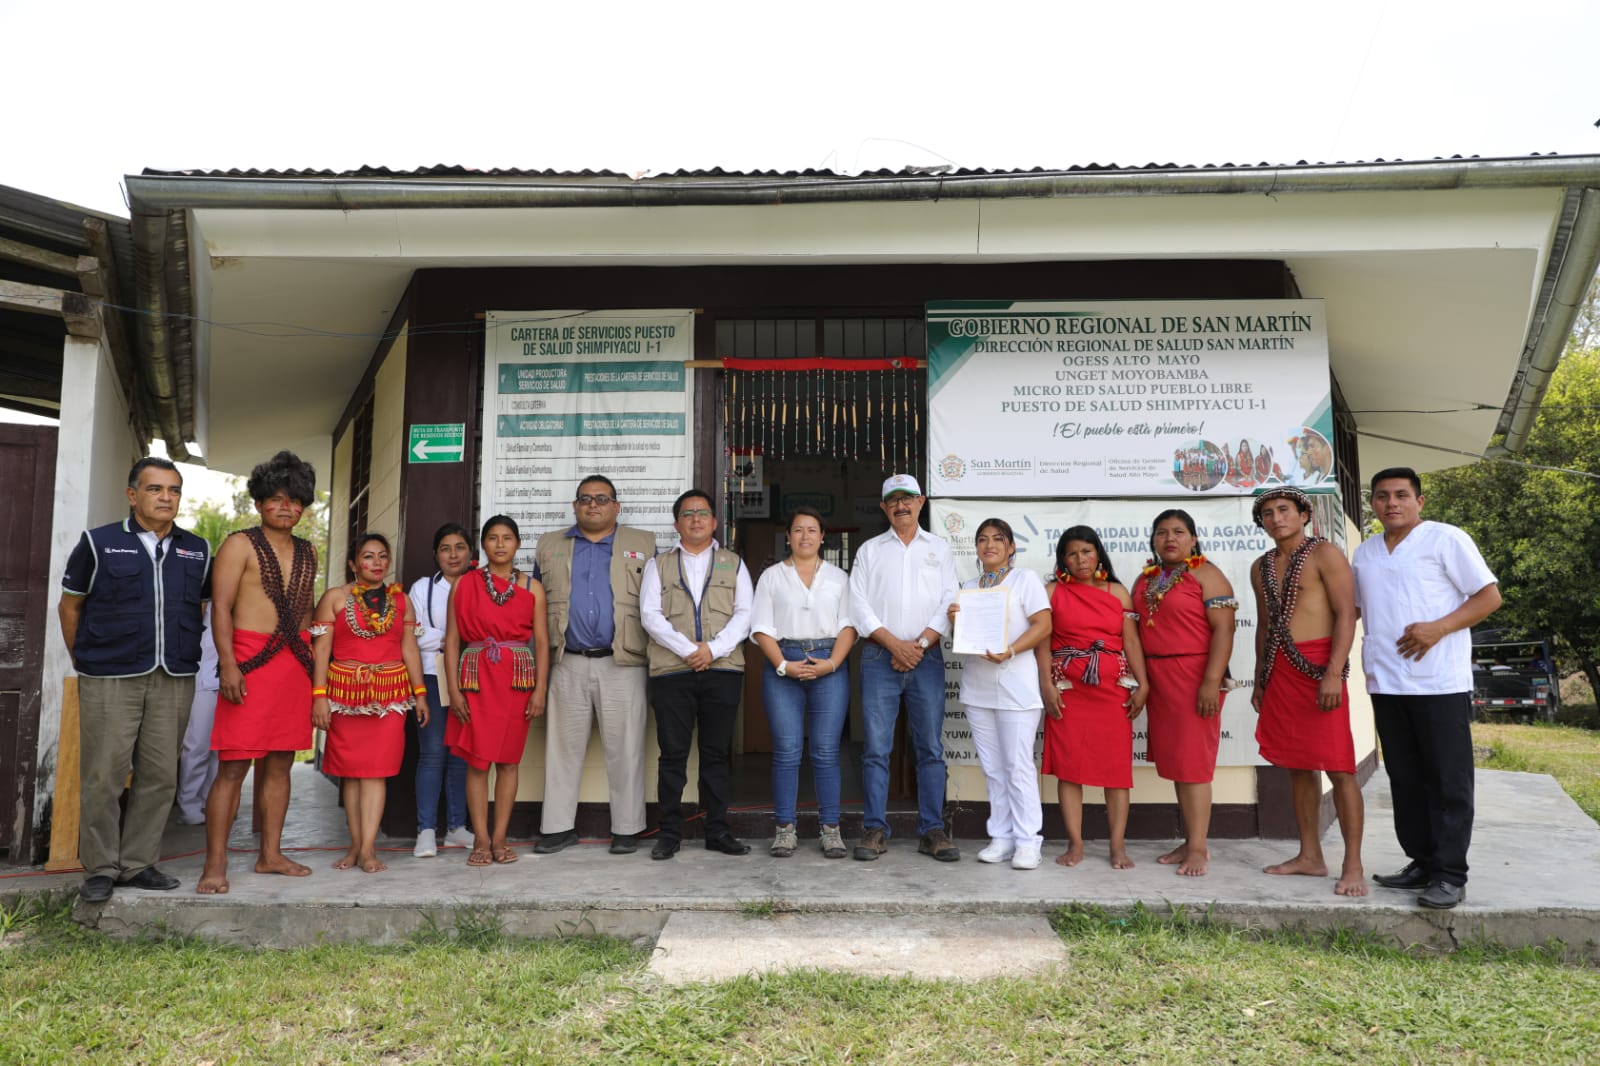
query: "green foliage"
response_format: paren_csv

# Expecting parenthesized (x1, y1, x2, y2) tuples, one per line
(1421, 347, 1600, 682)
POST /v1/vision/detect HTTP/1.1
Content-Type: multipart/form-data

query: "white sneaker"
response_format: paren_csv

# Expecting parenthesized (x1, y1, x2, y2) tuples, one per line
(413, 828, 438, 858)
(1011, 843, 1042, 870)
(977, 839, 1015, 864)
(444, 826, 475, 849)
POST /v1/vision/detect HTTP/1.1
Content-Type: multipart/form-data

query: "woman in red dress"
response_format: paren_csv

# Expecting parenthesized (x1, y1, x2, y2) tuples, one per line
(1131, 509, 1236, 877)
(311, 532, 428, 874)
(1040, 526, 1149, 870)
(442, 515, 549, 866)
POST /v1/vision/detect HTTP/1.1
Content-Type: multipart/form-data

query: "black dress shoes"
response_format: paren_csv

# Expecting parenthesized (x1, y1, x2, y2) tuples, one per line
(1418, 881, 1466, 909)
(704, 833, 751, 856)
(650, 836, 680, 860)
(79, 876, 114, 903)
(116, 866, 180, 891)
(533, 829, 580, 854)
(1372, 861, 1430, 890)
(609, 833, 639, 855)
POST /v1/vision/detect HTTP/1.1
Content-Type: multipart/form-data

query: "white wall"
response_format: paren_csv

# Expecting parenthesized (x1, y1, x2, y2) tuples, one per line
(35, 333, 141, 841)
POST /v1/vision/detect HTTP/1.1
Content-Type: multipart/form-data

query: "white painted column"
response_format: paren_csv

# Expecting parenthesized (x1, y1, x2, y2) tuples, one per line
(35, 332, 141, 842)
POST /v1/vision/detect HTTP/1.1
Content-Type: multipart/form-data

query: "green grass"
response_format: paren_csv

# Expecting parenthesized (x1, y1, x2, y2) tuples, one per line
(1474, 721, 1600, 824)
(3, 902, 1599, 1064)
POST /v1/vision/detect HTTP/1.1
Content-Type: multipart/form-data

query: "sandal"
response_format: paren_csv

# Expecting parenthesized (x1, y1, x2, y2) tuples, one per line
(466, 847, 492, 867)
(491, 845, 519, 864)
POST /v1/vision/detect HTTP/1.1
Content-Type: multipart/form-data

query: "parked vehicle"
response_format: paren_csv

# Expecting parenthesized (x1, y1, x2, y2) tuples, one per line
(1470, 628, 1558, 722)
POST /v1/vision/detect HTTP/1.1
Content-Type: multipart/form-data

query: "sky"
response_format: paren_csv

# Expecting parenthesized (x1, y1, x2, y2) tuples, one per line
(2, 0, 1597, 501)
(2, 0, 1597, 218)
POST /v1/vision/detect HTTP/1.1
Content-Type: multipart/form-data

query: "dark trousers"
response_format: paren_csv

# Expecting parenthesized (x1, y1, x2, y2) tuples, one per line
(649, 669, 743, 842)
(1372, 692, 1475, 886)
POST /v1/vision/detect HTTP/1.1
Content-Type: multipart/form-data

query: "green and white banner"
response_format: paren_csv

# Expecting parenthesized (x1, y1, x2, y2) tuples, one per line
(927, 300, 1333, 498)
(483, 310, 695, 562)
(931, 495, 1345, 768)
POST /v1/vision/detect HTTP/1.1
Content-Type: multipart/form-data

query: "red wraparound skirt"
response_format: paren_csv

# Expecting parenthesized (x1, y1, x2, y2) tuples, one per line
(1145, 654, 1226, 784)
(322, 711, 405, 778)
(1041, 657, 1134, 790)
(1254, 636, 1355, 774)
(212, 628, 313, 760)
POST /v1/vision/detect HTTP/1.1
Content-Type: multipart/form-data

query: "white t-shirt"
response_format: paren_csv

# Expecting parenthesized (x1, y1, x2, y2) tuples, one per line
(1351, 520, 1496, 695)
(408, 572, 453, 678)
(749, 559, 853, 641)
(955, 567, 1050, 711)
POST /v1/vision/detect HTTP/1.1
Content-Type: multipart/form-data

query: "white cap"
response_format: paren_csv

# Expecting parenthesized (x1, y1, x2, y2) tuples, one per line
(881, 473, 923, 499)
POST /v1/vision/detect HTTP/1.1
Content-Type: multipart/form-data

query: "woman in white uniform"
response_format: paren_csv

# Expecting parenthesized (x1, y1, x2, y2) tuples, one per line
(947, 518, 1052, 870)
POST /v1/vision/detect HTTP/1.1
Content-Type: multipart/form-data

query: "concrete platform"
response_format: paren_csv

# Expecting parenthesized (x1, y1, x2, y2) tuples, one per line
(11, 766, 1600, 963)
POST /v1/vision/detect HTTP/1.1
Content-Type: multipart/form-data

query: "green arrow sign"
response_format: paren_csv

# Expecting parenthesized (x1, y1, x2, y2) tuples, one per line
(408, 423, 466, 464)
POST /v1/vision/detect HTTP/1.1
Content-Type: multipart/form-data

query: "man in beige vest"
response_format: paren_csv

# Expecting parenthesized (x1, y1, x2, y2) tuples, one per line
(640, 488, 753, 859)
(531, 475, 655, 855)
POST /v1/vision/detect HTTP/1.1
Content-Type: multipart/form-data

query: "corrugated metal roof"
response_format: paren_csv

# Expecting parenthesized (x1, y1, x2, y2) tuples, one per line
(142, 154, 1545, 183)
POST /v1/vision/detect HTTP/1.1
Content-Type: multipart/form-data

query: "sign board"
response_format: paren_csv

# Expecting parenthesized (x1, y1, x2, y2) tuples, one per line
(931, 494, 1343, 768)
(927, 300, 1334, 498)
(482, 310, 695, 567)
(408, 423, 465, 464)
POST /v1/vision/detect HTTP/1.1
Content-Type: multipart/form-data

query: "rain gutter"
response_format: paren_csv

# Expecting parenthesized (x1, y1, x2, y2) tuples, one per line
(124, 154, 1600, 461)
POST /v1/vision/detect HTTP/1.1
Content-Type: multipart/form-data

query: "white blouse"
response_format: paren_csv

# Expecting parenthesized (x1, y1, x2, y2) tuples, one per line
(749, 559, 854, 642)
(955, 567, 1051, 711)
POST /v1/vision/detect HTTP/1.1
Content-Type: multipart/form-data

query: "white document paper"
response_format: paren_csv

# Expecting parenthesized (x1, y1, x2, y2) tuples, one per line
(952, 587, 1011, 656)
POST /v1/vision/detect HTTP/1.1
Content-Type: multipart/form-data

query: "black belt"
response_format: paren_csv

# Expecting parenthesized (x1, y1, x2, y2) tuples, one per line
(565, 646, 613, 658)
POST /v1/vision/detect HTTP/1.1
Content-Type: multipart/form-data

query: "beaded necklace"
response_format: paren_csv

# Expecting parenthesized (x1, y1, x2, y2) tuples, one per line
(979, 565, 1009, 589)
(344, 582, 398, 639)
(1257, 536, 1349, 687)
(1139, 553, 1205, 625)
(482, 566, 520, 607)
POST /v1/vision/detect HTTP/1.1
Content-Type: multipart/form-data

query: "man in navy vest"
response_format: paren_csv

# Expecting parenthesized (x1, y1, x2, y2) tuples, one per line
(58, 457, 212, 902)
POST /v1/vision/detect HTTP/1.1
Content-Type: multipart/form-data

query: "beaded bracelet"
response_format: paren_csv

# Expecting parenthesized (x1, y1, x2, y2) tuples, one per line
(412, 684, 427, 695)
(311, 687, 327, 697)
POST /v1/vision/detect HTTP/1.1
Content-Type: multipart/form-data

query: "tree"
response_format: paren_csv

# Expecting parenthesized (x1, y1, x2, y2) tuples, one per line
(1421, 345, 1600, 700)
(181, 476, 332, 598)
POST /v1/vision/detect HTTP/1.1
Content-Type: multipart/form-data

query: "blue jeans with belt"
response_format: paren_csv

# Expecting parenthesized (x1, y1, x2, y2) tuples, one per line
(763, 638, 849, 826)
(860, 642, 948, 837)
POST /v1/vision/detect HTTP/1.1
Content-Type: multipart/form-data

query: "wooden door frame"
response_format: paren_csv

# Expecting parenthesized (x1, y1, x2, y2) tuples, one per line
(0, 423, 57, 864)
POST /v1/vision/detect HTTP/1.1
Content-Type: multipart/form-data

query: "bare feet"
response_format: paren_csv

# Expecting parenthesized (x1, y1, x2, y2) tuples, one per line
(1263, 853, 1328, 877)
(1335, 860, 1368, 897)
(358, 852, 387, 874)
(1157, 844, 1187, 865)
(1110, 847, 1135, 870)
(332, 850, 358, 871)
(256, 854, 313, 877)
(1055, 843, 1085, 867)
(1176, 847, 1210, 877)
(196, 865, 229, 895)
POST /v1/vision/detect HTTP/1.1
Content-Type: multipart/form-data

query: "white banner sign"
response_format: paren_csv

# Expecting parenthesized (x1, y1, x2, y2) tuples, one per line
(483, 310, 695, 567)
(927, 300, 1334, 498)
(932, 496, 1346, 768)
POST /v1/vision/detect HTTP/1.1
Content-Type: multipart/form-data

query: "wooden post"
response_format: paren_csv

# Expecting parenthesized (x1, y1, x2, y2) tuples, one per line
(44, 678, 83, 872)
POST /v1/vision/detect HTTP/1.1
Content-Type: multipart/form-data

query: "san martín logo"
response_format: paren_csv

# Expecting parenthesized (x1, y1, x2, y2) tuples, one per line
(944, 512, 966, 537)
(938, 454, 966, 481)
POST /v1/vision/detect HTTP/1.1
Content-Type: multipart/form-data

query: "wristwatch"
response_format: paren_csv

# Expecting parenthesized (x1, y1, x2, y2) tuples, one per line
(776, 661, 788, 678)
(916, 636, 931, 650)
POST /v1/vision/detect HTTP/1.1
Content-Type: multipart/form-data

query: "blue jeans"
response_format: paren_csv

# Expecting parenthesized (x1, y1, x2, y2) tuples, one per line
(764, 638, 849, 826)
(414, 674, 467, 832)
(860, 642, 947, 836)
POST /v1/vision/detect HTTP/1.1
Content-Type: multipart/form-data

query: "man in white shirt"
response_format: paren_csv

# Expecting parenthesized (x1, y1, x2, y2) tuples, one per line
(640, 489, 754, 859)
(1352, 467, 1501, 910)
(848, 474, 961, 862)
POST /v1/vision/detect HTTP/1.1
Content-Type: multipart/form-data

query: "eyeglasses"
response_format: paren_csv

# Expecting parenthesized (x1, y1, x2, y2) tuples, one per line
(678, 509, 714, 519)
(576, 494, 615, 506)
